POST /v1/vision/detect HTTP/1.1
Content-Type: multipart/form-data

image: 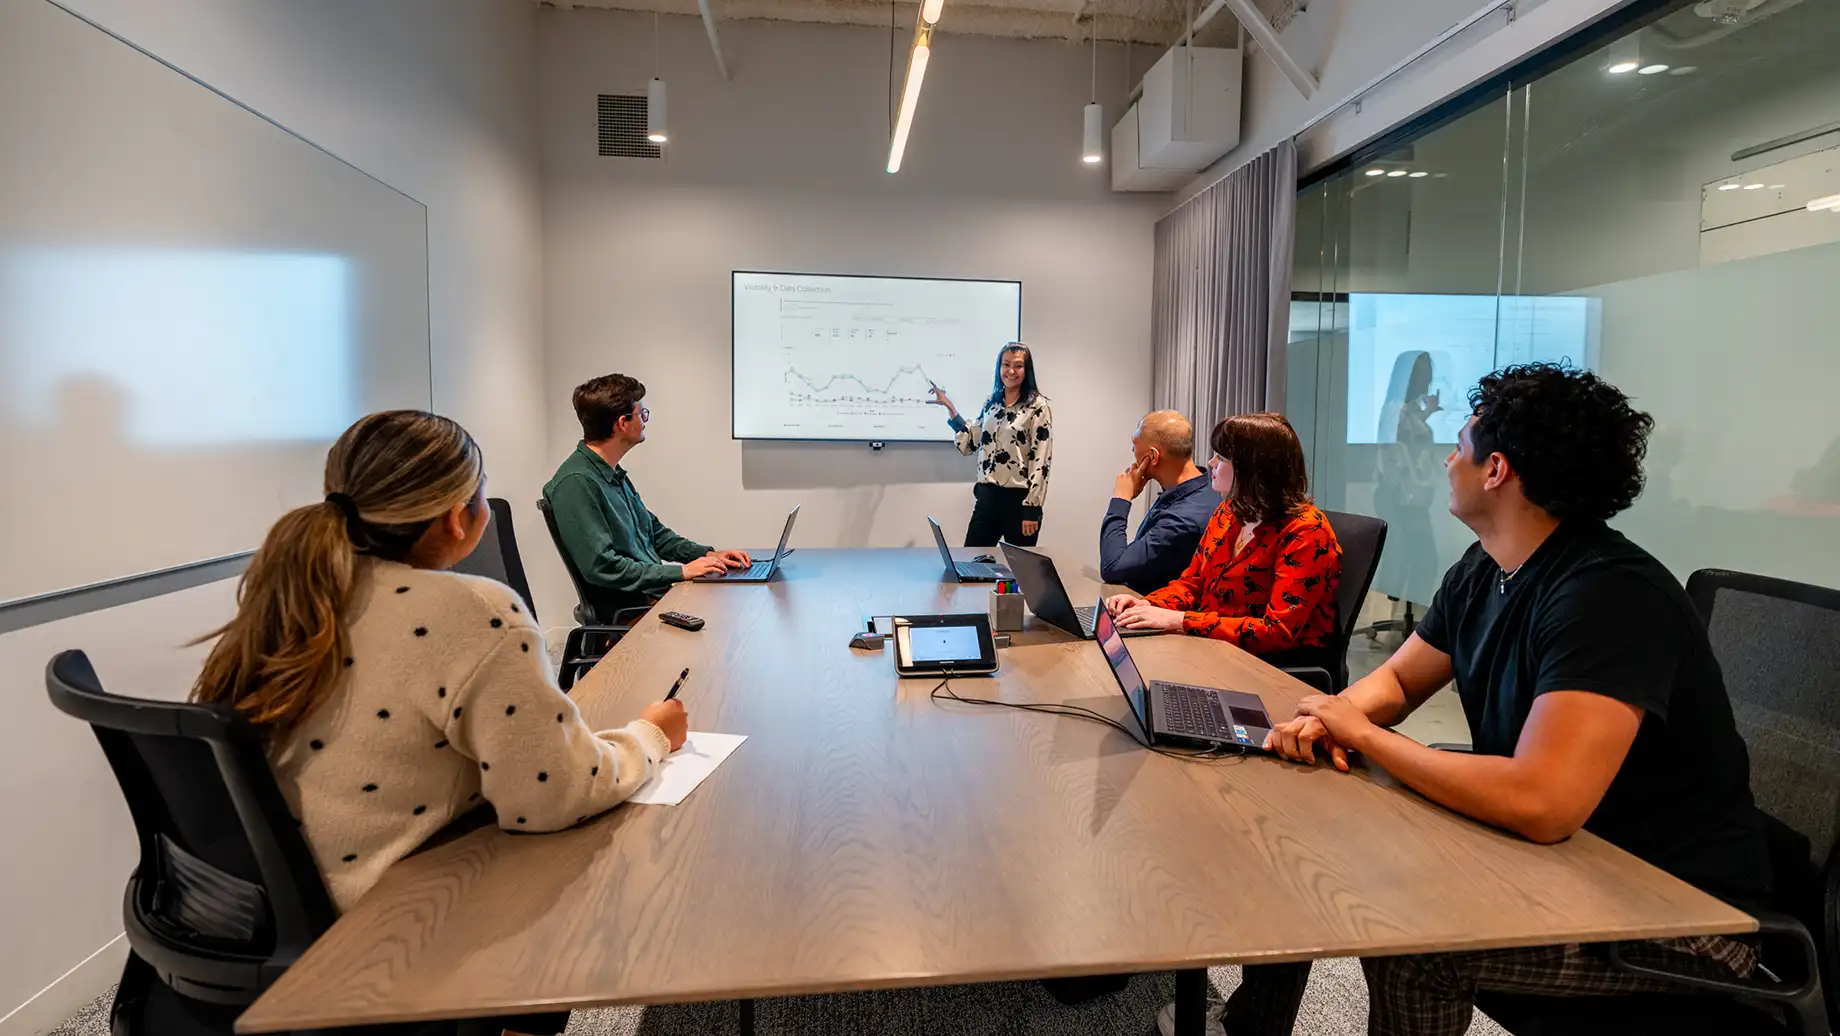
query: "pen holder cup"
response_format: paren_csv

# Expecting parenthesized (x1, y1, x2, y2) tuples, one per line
(989, 591, 1027, 633)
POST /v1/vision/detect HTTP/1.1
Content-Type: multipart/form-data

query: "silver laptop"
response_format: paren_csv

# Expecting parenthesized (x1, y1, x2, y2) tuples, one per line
(694, 506, 799, 582)
(927, 517, 1011, 583)
(999, 542, 1154, 638)
(1095, 605, 1273, 751)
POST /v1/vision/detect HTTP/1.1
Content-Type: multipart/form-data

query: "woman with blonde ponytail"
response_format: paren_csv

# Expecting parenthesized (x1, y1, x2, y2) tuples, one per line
(194, 411, 684, 1036)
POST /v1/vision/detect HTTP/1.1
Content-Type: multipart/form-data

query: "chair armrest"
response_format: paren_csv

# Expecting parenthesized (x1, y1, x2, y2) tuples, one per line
(1281, 666, 1334, 694)
(608, 605, 652, 626)
(1605, 910, 1821, 1003)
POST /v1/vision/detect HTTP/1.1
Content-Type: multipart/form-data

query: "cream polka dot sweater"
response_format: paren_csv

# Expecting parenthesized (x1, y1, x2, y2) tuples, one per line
(269, 559, 669, 912)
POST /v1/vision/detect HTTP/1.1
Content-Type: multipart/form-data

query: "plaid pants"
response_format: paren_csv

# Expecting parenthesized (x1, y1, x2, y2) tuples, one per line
(1363, 936, 1758, 1036)
(1222, 936, 1755, 1036)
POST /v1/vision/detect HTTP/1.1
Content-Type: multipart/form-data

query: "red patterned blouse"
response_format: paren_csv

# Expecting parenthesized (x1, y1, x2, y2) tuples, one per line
(1143, 503, 1342, 656)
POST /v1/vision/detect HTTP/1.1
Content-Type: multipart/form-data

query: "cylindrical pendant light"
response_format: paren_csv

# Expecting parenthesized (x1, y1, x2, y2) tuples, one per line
(647, 76, 668, 143)
(1081, 8, 1103, 164)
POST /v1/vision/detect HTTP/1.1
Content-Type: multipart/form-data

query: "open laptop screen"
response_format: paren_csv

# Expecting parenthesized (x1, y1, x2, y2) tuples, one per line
(1093, 605, 1150, 733)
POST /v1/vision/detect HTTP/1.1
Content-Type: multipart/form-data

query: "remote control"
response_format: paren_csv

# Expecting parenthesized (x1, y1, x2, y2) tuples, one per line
(659, 611, 705, 631)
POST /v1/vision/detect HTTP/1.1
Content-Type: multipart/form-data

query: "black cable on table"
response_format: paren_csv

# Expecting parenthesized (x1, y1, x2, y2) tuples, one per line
(927, 675, 1249, 765)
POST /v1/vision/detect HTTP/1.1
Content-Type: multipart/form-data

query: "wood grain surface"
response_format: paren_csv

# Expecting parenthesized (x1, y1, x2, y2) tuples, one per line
(238, 548, 1754, 1032)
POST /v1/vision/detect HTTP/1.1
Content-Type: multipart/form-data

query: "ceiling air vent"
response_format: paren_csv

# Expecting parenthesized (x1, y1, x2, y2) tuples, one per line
(598, 94, 661, 159)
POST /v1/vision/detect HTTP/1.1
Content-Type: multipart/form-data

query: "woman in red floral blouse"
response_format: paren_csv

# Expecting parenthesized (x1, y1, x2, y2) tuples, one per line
(1106, 412, 1342, 667)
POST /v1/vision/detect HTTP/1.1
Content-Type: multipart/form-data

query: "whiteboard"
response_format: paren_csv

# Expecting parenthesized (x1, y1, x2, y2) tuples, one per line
(0, 0, 432, 606)
(732, 271, 1022, 442)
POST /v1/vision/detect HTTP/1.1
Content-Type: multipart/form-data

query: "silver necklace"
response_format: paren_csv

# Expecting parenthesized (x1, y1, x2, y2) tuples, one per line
(1498, 561, 1526, 594)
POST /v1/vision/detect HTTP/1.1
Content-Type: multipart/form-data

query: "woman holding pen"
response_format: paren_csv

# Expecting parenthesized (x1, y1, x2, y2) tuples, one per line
(925, 342, 1054, 547)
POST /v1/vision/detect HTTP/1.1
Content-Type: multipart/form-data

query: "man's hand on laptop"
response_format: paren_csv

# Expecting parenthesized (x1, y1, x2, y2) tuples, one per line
(682, 557, 729, 580)
(712, 549, 752, 570)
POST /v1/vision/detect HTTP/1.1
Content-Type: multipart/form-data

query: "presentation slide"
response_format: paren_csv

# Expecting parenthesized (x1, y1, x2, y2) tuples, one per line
(732, 272, 1022, 442)
(1347, 293, 1601, 444)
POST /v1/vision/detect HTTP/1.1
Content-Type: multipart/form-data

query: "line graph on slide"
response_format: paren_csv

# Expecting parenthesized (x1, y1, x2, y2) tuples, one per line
(783, 362, 941, 407)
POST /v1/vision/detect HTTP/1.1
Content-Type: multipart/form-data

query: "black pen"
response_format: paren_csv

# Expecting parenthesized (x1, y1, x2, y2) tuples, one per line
(665, 667, 689, 701)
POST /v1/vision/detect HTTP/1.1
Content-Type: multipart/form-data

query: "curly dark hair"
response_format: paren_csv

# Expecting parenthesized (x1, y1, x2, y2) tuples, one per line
(1468, 363, 1654, 522)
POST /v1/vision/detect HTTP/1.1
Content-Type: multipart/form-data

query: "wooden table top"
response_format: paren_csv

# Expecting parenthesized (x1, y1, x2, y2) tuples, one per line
(239, 548, 1754, 1032)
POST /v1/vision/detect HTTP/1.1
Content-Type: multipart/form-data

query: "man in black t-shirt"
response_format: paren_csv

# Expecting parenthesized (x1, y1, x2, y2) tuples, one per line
(1258, 364, 1771, 1036)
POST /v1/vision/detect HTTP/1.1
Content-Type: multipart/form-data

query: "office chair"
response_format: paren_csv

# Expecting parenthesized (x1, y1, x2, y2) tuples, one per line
(42, 650, 455, 1036)
(1281, 510, 1387, 694)
(535, 497, 650, 691)
(1475, 568, 1840, 1036)
(448, 496, 538, 621)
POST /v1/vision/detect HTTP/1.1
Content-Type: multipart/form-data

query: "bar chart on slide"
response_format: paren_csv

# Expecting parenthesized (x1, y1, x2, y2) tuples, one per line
(733, 272, 1021, 441)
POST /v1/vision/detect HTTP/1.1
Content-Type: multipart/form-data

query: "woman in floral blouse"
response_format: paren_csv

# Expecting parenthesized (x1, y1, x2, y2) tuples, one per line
(927, 342, 1054, 547)
(1106, 412, 1342, 669)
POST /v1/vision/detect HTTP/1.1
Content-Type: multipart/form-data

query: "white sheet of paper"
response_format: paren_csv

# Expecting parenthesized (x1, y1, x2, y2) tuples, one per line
(628, 732, 748, 806)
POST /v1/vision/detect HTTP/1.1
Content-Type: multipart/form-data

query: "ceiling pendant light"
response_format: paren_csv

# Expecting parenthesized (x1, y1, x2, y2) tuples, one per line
(647, 12, 668, 144)
(888, 2, 940, 173)
(1081, 9, 1103, 164)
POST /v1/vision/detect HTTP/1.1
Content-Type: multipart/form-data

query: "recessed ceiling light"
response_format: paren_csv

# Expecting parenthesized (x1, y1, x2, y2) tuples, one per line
(1387, 170, 1409, 177)
(1637, 64, 1670, 75)
(1669, 66, 1698, 76)
(1608, 61, 1640, 74)
(1808, 193, 1840, 212)
(1717, 184, 1742, 191)
(1743, 183, 1764, 190)
(1409, 171, 1429, 178)
(1768, 184, 1785, 189)
(1365, 168, 1387, 177)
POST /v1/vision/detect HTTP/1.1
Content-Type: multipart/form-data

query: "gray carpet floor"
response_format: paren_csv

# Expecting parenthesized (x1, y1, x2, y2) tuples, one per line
(46, 960, 1506, 1035)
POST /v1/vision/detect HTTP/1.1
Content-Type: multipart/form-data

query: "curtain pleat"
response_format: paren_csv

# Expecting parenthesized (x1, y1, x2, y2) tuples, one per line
(1151, 141, 1297, 457)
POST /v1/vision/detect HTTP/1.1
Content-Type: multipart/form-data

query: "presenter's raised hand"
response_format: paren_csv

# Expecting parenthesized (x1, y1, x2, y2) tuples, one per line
(925, 384, 958, 417)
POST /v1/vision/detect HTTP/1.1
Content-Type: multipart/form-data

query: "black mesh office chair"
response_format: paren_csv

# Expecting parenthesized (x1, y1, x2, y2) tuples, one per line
(1475, 568, 1840, 1036)
(42, 650, 458, 1036)
(535, 497, 649, 691)
(1282, 510, 1387, 694)
(449, 497, 539, 621)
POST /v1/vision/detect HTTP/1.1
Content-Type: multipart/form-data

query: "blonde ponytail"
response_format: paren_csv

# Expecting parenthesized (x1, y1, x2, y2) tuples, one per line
(192, 411, 483, 739)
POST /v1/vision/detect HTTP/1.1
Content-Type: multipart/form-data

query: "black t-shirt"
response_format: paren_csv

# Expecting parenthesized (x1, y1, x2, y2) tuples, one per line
(1416, 520, 1772, 911)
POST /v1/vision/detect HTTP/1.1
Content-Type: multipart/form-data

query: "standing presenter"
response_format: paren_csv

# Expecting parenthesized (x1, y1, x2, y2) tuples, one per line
(927, 342, 1054, 547)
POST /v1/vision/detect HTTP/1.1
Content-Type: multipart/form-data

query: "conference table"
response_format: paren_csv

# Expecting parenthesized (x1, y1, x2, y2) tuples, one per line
(237, 547, 1754, 1034)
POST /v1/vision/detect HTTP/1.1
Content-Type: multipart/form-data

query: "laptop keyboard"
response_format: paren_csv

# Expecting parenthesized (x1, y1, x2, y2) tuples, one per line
(710, 561, 771, 579)
(960, 563, 1003, 580)
(1157, 683, 1234, 741)
(1075, 605, 1097, 636)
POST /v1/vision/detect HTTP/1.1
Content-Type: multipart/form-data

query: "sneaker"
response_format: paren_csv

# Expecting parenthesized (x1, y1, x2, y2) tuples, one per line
(1155, 999, 1227, 1036)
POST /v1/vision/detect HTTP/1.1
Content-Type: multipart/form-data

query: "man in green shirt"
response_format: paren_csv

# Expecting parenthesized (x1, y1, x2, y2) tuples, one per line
(543, 374, 748, 617)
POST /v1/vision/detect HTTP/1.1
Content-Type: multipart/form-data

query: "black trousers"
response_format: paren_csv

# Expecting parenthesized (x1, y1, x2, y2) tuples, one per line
(965, 483, 1040, 548)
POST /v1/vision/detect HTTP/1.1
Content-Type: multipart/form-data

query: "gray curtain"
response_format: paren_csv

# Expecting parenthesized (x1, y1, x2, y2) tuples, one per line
(1151, 140, 1297, 457)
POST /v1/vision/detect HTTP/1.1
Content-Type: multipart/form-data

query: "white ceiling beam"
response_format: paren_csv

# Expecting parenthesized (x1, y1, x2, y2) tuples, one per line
(1202, 0, 1317, 98)
(697, 0, 731, 79)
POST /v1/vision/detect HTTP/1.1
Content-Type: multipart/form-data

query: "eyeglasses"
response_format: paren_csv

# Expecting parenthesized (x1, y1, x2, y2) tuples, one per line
(626, 406, 650, 424)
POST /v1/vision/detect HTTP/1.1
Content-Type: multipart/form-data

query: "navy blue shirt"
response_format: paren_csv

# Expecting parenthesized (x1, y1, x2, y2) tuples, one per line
(1098, 473, 1222, 595)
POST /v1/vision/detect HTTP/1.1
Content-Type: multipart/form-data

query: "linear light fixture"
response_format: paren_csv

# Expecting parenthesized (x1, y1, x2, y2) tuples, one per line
(1809, 193, 1840, 213)
(887, 6, 939, 174)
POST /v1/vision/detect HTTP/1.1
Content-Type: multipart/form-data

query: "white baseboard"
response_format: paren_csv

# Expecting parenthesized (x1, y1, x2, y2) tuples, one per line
(0, 935, 126, 1036)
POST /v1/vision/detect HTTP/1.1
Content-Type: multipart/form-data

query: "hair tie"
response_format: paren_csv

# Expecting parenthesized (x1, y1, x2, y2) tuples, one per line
(324, 492, 367, 546)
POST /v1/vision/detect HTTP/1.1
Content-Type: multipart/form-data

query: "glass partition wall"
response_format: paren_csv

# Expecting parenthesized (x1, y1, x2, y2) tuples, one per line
(1289, 0, 1840, 626)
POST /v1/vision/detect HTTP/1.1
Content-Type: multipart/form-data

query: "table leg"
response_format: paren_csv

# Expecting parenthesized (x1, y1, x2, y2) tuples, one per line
(738, 998, 756, 1036)
(1173, 969, 1208, 1036)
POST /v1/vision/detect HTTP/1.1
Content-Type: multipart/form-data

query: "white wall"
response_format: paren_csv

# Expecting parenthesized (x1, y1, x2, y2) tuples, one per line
(538, 10, 1165, 578)
(0, 1, 544, 1031)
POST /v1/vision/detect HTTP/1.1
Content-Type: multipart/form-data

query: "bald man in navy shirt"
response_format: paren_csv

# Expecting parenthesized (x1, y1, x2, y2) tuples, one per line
(1099, 411, 1222, 595)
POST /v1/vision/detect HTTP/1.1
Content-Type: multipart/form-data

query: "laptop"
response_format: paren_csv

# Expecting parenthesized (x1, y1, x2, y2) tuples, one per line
(694, 506, 799, 582)
(927, 517, 1011, 582)
(1094, 604, 1274, 751)
(998, 542, 1154, 638)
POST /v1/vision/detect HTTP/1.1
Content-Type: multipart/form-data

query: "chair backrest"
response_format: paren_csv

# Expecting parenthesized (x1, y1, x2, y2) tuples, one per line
(43, 650, 337, 1005)
(1688, 569, 1840, 869)
(1321, 510, 1389, 678)
(538, 495, 610, 626)
(448, 497, 538, 623)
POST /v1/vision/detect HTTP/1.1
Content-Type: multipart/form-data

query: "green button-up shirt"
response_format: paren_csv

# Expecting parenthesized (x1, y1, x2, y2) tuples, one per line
(542, 442, 712, 607)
